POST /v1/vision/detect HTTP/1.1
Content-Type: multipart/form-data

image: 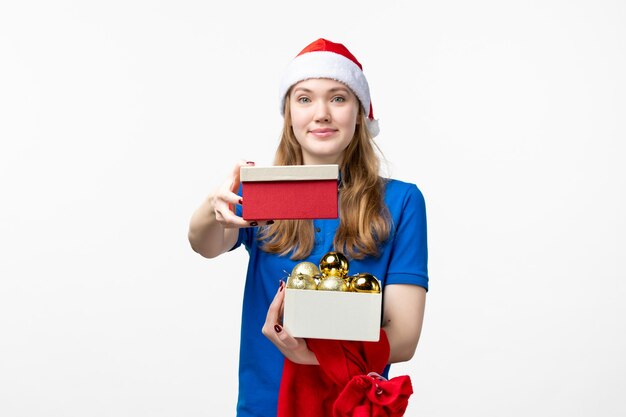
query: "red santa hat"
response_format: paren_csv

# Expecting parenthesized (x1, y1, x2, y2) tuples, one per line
(279, 38, 380, 137)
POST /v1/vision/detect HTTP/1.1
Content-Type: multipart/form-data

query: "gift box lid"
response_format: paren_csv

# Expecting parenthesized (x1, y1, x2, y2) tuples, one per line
(240, 164, 339, 182)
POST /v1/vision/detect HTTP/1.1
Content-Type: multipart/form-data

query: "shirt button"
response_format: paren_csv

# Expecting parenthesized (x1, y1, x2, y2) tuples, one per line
(315, 227, 321, 233)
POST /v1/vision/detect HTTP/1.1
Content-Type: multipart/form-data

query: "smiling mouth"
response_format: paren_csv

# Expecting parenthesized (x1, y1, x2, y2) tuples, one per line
(309, 128, 337, 137)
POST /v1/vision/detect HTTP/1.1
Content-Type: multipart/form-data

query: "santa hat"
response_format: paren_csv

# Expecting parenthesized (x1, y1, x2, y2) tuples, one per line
(279, 38, 380, 137)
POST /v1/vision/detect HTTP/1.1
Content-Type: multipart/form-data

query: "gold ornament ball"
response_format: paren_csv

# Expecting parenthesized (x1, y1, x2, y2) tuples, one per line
(317, 275, 349, 291)
(290, 261, 320, 279)
(319, 251, 349, 277)
(344, 274, 355, 288)
(286, 273, 318, 290)
(348, 273, 381, 293)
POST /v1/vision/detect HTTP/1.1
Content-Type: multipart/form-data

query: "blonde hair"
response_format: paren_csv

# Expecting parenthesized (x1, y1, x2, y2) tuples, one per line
(259, 95, 391, 260)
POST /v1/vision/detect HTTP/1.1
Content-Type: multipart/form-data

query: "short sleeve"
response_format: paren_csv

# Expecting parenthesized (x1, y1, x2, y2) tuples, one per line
(385, 184, 429, 291)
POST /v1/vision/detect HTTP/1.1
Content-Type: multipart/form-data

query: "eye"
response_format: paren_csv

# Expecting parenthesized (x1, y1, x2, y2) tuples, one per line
(297, 96, 311, 103)
(331, 96, 346, 103)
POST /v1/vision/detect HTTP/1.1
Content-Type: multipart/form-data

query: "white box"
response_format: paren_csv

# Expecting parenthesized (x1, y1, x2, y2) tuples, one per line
(283, 289, 382, 342)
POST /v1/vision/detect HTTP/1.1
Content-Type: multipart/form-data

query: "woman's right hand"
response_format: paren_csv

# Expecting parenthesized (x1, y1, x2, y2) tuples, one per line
(189, 160, 269, 258)
(212, 160, 256, 229)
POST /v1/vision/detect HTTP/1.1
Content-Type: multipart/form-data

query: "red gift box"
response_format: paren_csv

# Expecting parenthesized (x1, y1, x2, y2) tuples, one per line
(240, 165, 339, 221)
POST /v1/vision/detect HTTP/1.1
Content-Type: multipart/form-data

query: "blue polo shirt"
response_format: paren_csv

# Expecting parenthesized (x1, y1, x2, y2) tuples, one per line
(232, 178, 428, 417)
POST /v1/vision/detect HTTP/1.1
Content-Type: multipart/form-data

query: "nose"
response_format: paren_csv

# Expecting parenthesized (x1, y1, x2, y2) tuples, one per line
(314, 101, 331, 123)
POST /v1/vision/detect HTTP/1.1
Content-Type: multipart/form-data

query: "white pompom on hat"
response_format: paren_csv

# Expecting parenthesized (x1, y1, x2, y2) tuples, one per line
(279, 38, 380, 137)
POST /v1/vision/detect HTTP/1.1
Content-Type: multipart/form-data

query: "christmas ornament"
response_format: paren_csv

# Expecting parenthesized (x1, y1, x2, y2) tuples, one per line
(348, 273, 381, 294)
(319, 251, 349, 278)
(286, 273, 318, 290)
(291, 261, 321, 280)
(284, 251, 381, 293)
(317, 251, 350, 291)
(317, 275, 349, 292)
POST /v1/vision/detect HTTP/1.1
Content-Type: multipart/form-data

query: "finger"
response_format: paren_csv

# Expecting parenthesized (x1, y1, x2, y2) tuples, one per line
(216, 207, 265, 229)
(217, 176, 243, 215)
(274, 324, 299, 350)
(266, 281, 285, 324)
(230, 160, 255, 194)
(262, 281, 285, 337)
(217, 188, 243, 207)
(276, 283, 286, 324)
(215, 207, 251, 228)
(214, 197, 249, 228)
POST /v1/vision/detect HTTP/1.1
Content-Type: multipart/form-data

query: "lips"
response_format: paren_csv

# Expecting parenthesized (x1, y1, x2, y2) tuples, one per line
(309, 128, 338, 138)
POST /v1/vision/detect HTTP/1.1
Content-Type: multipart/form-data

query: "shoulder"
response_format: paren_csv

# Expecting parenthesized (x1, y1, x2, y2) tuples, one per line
(383, 178, 426, 205)
(382, 178, 427, 230)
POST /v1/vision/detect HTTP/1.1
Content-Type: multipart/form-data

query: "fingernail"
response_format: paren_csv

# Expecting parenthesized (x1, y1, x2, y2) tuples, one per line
(239, 199, 243, 205)
(266, 220, 274, 225)
(250, 221, 258, 227)
(274, 324, 282, 333)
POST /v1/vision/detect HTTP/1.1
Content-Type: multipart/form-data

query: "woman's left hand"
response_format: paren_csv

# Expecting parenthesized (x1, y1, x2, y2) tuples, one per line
(262, 281, 319, 365)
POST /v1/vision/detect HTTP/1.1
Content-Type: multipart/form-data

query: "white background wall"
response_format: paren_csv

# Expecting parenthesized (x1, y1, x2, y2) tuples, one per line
(1, 1, 624, 416)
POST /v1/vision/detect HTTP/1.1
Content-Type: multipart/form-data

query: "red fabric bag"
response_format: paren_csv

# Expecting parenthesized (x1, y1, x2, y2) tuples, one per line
(277, 329, 413, 417)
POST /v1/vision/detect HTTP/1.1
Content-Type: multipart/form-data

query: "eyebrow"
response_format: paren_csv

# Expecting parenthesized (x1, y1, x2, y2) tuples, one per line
(292, 86, 351, 94)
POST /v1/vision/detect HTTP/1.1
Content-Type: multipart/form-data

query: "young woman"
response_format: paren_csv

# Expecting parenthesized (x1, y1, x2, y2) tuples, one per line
(188, 38, 428, 417)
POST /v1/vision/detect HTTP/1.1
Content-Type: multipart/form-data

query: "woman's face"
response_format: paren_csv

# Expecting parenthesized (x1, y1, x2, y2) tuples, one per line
(289, 78, 360, 165)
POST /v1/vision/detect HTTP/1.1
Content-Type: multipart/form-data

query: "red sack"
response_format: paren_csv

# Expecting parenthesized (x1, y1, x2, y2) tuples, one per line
(277, 329, 413, 417)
